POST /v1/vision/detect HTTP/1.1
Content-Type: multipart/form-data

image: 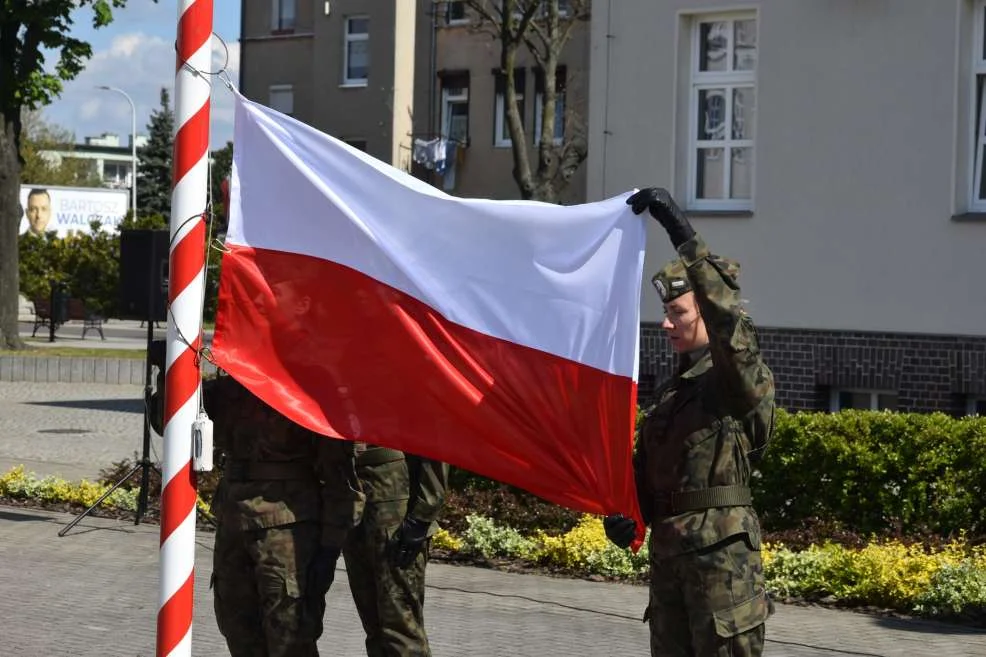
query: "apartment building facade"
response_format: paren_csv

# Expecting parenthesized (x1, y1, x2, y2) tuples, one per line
(238, 0, 589, 201)
(588, 0, 986, 415)
(38, 133, 148, 189)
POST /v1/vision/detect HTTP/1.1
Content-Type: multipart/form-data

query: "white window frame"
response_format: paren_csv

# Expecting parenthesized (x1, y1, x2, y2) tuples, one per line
(445, 0, 469, 25)
(829, 389, 898, 413)
(687, 12, 757, 211)
(343, 16, 369, 87)
(270, 0, 296, 31)
(495, 85, 524, 148)
(441, 85, 469, 143)
(533, 86, 564, 145)
(268, 84, 294, 116)
(970, 1, 986, 211)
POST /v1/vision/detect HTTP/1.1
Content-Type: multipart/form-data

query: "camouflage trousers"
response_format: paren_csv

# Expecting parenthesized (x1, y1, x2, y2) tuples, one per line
(212, 520, 328, 657)
(343, 498, 431, 657)
(647, 533, 773, 657)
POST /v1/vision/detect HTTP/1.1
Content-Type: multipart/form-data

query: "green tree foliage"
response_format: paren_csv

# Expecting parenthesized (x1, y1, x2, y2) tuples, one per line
(18, 223, 118, 316)
(20, 211, 225, 323)
(1, 0, 138, 349)
(136, 88, 174, 221)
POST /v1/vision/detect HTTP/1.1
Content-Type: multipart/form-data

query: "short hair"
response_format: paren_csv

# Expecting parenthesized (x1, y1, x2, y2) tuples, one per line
(27, 188, 50, 201)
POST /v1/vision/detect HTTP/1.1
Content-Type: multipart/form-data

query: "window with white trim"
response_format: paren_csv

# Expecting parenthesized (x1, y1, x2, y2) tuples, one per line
(268, 85, 294, 116)
(829, 389, 898, 412)
(445, 0, 467, 24)
(688, 14, 757, 210)
(494, 70, 525, 148)
(343, 17, 369, 86)
(971, 2, 986, 210)
(271, 0, 296, 32)
(533, 68, 565, 145)
(441, 76, 470, 143)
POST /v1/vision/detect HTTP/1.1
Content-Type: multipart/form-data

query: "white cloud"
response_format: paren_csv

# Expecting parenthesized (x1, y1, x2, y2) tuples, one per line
(42, 30, 235, 149)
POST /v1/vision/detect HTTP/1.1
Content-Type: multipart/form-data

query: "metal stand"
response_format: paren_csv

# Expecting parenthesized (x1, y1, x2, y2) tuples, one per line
(58, 320, 158, 536)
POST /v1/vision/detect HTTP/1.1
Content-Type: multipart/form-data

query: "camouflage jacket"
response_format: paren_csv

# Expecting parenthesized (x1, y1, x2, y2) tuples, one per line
(355, 444, 450, 536)
(151, 374, 364, 547)
(636, 234, 775, 558)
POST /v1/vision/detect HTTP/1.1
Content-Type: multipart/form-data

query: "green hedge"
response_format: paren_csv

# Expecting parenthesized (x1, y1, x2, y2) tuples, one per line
(449, 410, 986, 541)
(19, 214, 223, 321)
(755, 410, 986, 538)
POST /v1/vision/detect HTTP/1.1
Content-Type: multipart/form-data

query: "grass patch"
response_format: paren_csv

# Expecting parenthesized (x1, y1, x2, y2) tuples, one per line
(3, 345, 145, 359)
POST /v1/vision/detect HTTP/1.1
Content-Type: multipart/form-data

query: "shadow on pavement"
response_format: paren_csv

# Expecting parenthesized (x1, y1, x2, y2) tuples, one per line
(25, 399, 144, 414)
(873, 614, 986, 635)
(0, 509, 55, 523)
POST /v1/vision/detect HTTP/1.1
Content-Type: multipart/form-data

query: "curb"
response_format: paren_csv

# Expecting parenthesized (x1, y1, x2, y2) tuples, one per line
(0, 355, 217, 385)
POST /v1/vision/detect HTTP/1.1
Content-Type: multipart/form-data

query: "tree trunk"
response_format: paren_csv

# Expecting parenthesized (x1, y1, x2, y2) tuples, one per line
(503, 46, 535, 200)
(0, 114, 25, 349)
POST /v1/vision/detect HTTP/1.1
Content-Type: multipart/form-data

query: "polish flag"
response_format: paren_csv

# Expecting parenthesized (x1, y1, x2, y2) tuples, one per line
(211, 91, 647, 527)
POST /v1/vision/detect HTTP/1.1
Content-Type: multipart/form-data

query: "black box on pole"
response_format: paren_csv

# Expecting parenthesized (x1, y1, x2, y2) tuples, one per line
(119, 229, 170, 322)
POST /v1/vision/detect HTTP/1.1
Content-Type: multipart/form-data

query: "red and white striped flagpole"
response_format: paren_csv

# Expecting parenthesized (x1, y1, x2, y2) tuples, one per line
(158, 1, 212, 655)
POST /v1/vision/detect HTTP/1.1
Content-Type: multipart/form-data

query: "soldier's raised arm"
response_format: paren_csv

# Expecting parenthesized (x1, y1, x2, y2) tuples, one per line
(626, 187, 774, 452)
(678, 234, 774, 417)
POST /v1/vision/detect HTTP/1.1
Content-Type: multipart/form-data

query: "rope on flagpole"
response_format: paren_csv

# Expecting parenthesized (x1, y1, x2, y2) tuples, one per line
(158, 0, 213, 654)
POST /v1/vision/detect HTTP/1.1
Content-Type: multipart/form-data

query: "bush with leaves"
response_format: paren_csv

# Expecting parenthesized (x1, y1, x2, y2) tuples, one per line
(754, 410, 986, 538)
(19, 210, 225, 321)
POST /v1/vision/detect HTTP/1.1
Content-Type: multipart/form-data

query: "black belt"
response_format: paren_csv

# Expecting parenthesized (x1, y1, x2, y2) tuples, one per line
(224, 460, 315, 481)
(653, 485, 752, 517)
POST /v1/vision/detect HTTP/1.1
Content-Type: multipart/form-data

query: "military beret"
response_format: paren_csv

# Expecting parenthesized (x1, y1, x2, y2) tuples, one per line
(651, 255, 742, 303)
(651, 259, 691, 303)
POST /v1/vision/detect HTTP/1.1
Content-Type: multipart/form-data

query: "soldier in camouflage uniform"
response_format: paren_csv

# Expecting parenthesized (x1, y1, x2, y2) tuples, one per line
(150, 350, 364, 657)
(604, 188, 776, 657)
(342, 444, 449, 657)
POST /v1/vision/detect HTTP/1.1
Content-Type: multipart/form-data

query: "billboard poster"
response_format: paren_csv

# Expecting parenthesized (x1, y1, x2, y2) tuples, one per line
(18, 185, 129, 238)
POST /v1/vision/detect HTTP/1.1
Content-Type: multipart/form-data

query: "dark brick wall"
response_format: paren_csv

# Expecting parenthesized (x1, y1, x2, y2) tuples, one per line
(638, 324, 986, 416)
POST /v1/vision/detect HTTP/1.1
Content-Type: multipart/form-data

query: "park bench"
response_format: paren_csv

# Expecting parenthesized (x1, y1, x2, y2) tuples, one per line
(32, 296, 105, 340)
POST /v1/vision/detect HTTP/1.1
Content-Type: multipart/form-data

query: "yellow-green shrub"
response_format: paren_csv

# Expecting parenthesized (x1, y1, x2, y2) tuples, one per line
(536, 515, 649, 578)
(764, 538, 986, 615)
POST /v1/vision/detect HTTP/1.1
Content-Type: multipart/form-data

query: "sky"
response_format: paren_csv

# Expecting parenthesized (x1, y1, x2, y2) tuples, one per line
(39, 1, 241, 150)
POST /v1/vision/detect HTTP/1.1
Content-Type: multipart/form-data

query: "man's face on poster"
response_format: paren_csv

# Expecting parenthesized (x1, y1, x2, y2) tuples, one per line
(25, 191, 52, 234)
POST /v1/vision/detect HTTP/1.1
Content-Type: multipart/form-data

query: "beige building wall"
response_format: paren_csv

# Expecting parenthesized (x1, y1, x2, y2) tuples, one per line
(240, 1, 591, 201)
(588, 0, 986, 337)
(239, 1, 316, 121)
(242, 0, 431, 167)
(434, 11, 590, 203)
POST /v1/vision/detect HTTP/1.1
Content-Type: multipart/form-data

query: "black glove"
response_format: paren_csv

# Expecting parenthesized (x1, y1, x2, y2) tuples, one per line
(626, 187, 695, 248)
(603, 514, 637, 549)
(308, 545, 342, 595)
(388, 516, 431, 569)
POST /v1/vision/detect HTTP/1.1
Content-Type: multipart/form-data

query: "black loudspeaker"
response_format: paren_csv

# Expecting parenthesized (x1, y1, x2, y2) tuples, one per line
(119, 229, 170, 322)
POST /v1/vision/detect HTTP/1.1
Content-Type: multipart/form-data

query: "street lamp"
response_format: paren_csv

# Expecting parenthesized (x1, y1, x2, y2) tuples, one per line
(97, 85, 137, 223)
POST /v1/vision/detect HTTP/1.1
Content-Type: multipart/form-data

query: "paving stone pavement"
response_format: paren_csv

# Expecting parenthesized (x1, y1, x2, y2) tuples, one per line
(0, 381, 150, 482)
(1, 381, 985, 656)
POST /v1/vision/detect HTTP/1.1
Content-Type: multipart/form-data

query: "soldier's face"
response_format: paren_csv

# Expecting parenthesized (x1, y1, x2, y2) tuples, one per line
(26, 193, 52, 234)
(660, 292, 709, 352)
